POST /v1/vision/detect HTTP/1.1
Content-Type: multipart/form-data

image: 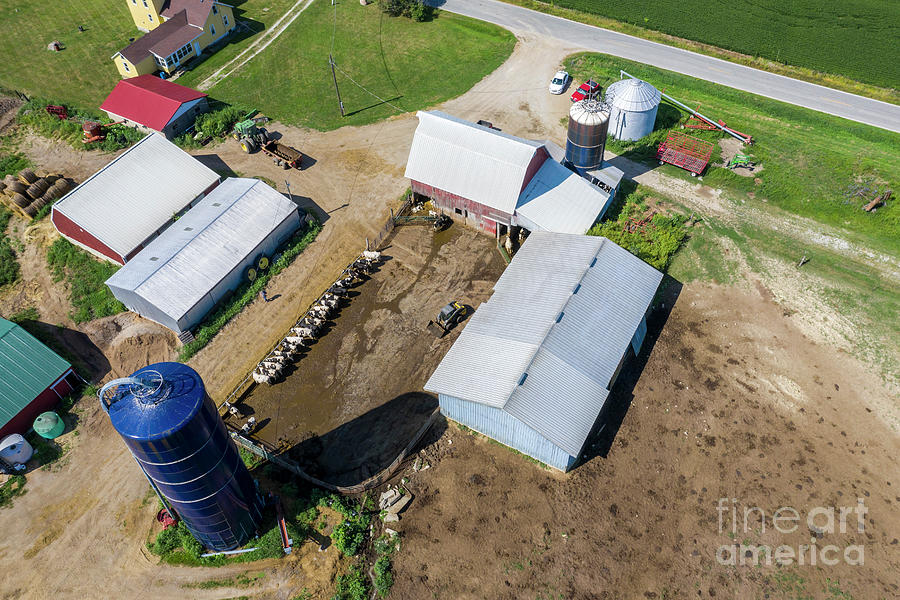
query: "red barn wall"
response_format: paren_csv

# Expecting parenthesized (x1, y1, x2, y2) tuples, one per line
(0, 370, 75, 438)
(410, 180, 513, 237)
(51, 209, 126, 264)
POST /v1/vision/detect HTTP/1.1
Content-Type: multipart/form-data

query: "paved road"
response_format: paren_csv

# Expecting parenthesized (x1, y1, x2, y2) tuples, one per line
(434, 0, 900, 133)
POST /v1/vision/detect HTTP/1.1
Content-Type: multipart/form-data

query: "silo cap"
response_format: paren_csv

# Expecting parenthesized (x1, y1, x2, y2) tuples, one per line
(606, 78, 661, 112)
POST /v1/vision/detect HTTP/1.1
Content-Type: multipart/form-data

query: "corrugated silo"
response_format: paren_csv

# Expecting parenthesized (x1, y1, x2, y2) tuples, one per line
(565, 99, 610, 174)
(605, 78, 661, 141)
(101, 362, 263, 551)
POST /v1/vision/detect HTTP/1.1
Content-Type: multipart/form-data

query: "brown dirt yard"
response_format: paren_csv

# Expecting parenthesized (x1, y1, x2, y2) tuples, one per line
(233, 224, 504, 486)
(0, 32, 897, 599)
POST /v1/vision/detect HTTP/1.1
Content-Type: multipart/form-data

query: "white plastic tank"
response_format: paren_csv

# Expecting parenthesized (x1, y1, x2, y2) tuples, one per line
(0, 434, 34, 466)
(605, 78, 661, 141)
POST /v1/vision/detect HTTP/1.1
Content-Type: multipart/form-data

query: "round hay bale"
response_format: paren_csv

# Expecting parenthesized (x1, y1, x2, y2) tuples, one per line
(11, 192, 29, 208)
(0, 181, 6, 193)
(23, 203, 37, 217)
(7, 180, 26, 195)
(51, 178, 71, 194)
(43, 174, 59, 185)
(43, 186, 62, 202)
(18, 169, 38, 184)
(26, 179, 50, 199)
(32, 197, 48, 210)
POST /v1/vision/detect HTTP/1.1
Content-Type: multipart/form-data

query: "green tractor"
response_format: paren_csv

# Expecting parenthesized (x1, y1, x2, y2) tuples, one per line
(232, 113, 270, 154)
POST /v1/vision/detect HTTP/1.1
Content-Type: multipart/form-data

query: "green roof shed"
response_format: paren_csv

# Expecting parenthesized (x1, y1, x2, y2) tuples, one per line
(0, 318, 75, 438)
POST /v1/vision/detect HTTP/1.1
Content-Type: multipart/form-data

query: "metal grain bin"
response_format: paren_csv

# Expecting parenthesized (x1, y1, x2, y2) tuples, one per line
(101, 363, 263, 551)
(605, 78, 661, 141)
(565, 100, 609, 173)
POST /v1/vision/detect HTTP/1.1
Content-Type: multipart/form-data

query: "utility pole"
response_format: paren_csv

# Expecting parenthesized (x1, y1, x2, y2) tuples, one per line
(329, 54, 345, 117)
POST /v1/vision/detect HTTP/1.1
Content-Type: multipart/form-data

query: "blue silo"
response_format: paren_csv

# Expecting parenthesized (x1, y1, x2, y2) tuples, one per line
(100, 362, 263, 551)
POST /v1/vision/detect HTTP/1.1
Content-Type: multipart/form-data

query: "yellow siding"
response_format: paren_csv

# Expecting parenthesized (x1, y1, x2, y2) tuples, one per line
(194, 4, 236, 50)
(126, 0, 165, 31)
(114, 54, 157, 79)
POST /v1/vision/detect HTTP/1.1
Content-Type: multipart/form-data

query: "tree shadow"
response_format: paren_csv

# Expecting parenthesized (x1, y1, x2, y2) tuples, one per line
(284, 392, 445, 487)
(575, 276, 683, 466)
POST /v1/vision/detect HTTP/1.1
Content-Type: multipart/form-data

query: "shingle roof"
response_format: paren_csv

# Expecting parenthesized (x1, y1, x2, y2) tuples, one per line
(100, 75, 206, 131)
(52, 133, 219, 259)
(404, 111, 544, 215)
(425, 232, 663, 457)
(117, 11, 202, 64)
(105, 179, 298, 325)
(0, 318, 71, 431)
(161, 0, 217, 27)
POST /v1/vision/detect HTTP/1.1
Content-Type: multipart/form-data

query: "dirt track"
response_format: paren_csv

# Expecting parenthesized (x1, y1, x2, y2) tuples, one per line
(1, 33, 898, 599)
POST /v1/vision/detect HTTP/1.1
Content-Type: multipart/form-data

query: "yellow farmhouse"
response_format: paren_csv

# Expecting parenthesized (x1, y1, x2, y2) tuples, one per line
(112, 0, 236, 78)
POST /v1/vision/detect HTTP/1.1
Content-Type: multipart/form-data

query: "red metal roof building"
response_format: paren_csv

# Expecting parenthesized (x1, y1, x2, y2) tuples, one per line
(100, 75, 208, 139)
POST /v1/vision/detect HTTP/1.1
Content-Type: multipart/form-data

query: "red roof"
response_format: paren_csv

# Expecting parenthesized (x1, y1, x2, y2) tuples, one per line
(99, 75, 207, 131)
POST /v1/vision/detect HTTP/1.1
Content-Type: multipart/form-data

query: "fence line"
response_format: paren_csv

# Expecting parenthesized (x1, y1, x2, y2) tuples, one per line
(231, 407, 441, 495)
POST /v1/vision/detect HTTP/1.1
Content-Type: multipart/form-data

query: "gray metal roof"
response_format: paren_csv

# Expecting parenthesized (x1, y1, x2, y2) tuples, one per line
(404, 111, 544, 214)
(105, 179, 297, 324)
(515, 160, 612, 234)
(52, 133, 219, 259)
(606, 78, 661, 112)
(425, 232, 663, 457)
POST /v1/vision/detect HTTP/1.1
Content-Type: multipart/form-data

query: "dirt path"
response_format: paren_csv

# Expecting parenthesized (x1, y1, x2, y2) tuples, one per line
(196, 0, 316, 90)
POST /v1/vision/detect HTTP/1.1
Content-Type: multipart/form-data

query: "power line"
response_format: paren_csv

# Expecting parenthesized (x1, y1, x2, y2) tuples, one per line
(331, 61, 406, 115)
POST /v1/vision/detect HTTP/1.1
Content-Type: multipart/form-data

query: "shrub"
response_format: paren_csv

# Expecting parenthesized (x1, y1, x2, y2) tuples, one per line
(380, 0, 432, 21)
(332, 565, 368, 600)
(151, 525, 182, 556)
(195, 105, 248, 138)
(332, 519, 367, 556)
(18, 99, 144, 151)
(373, 555, 394, 597)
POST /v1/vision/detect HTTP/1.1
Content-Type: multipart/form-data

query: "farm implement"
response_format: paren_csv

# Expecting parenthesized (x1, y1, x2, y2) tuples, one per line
(656, 132, 714, 176)
(233, 114, 304, 169)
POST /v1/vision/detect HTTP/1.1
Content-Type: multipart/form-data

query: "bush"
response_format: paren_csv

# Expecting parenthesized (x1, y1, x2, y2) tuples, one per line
(151, 525, 183, 556)
(0, 475, 27, 509)
(373, 555, 394, 597)
(380, 0, 432, 21)
(195, 105, 248, 139)
(0, 153, 31, 178)
(17, 99, 144, 151)
(332, 565, 368, 600)
(46, 237, 126, 322)
(332, 519, 367, 556)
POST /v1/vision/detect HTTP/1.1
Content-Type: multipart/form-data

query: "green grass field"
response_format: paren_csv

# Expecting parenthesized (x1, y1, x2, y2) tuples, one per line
(0, 1, 135, 108)
(178, 2, 516, 130)
(553, 0, 899, 90)
(565, 53, 900, 257)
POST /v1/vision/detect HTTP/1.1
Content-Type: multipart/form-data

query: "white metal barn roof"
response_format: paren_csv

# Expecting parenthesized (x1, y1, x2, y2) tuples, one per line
(404, 111, 544, 214)
(605, 78, 661, 112)
(515, 160, 612, 234)
(52, 133, 219, 258)
(425, 232, 663, 457)
(105, 179, 298, 326)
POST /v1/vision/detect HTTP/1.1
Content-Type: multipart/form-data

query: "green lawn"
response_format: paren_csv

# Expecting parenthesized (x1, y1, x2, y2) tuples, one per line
(552, 0, 899, 90)
(0, 0, 135, 108)
(565, 53, 900, 257)
(179, 1, 516, 130)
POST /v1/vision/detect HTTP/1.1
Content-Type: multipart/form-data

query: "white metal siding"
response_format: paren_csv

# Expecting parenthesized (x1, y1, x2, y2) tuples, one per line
(439, 394, 575, 471)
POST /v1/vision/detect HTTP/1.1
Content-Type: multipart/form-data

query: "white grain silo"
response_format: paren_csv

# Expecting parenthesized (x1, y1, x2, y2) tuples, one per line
(605, 78, 661, 141)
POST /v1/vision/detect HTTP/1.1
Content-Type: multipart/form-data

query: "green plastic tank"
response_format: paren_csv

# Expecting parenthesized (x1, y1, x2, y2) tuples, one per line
(33, 412, 65, 439)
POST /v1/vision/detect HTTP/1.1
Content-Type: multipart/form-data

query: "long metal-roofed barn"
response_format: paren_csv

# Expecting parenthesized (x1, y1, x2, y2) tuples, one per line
(605, 78, 661, 141)
(404, 111, 623, 237)
(0, 318, 76, 438)
(51, 132, 220, 265)
(105, 178, 301, 334)
(424, 232, 663, 471)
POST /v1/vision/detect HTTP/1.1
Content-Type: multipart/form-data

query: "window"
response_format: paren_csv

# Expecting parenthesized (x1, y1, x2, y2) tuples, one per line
(123, 62, 130, 72)
(210, 24, 216, 35)
(142, 0, 147, 6)
(212, 5, 218, 14)
(223, 14, 228, 26)
(132, 0, 136, 4)
(148, 14, 153, 22)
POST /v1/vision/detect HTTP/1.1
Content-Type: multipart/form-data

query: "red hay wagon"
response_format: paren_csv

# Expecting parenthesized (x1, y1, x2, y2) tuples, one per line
(656, 132, 714, 176)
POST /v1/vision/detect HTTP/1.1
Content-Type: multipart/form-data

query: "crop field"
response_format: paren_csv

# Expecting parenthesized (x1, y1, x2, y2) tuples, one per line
(565, 53, 900, 256)
(179, 1, 516, 130)
(553, 0, 899, 89)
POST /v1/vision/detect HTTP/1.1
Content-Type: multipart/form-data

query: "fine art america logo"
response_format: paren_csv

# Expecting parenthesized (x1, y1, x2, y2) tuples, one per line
(716, 498, 866, 566)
